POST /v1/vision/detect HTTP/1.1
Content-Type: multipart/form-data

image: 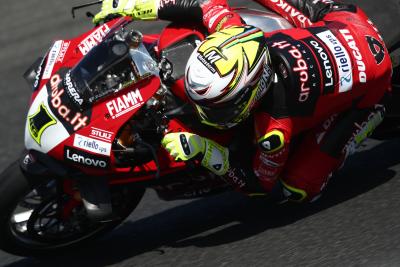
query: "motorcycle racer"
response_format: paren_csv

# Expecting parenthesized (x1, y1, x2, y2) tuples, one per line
(94, 0, 392, 202)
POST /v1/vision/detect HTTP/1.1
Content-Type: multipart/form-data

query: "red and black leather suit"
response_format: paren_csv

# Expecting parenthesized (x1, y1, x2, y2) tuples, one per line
(157, 0, 392, 202)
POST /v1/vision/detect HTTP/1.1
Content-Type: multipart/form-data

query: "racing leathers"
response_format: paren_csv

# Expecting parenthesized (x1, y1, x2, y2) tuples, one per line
(96, 0, 392, 202)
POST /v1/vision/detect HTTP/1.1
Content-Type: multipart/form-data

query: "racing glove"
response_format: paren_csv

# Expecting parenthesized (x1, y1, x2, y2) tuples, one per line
(93, 0, 158, 24)
(161, 132, 229, 176)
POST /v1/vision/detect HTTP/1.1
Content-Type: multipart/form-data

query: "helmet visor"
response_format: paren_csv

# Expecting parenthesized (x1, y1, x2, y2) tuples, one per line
(196, 84, 257, 128)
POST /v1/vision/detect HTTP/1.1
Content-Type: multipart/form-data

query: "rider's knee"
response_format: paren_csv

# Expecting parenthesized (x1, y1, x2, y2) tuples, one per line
(275, 175, 332, 203)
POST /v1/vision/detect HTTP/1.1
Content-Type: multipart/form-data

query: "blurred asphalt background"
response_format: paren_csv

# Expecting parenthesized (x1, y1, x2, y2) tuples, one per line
(1, 0, 400, 266)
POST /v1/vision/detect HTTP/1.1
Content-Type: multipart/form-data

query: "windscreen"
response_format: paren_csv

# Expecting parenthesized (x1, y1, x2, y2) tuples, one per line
(66, 33, 159, 110)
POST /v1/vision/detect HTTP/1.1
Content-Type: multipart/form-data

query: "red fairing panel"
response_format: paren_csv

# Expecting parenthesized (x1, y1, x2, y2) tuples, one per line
(158, 24, 205, 53)
(31, 18, 126, 103)
(48, 77, 161, 176)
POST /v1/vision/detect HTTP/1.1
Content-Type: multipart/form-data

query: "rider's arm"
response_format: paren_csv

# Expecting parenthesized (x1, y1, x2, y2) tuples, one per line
(94, 0, 244, 33)
(158, 0, 244, 32)
(253, 0, 356, 28)
(253, 113, 292, 183)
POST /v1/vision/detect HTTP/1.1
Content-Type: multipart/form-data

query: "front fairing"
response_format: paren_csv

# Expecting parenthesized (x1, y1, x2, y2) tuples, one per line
(24, 18, 162, 176)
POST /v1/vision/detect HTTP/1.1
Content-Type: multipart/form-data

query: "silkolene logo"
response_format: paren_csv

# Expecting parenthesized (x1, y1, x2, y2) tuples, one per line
(64, 146, 109, 169)
(73, 134, 111, 156)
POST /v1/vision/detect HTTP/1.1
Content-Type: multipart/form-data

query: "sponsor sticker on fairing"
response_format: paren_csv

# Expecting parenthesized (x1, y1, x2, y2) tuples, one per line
(33, 56, 47, 90)
(43, 40, 63, 79)
(316, 30, 353, 93)
(49, 74, 89, 131)
(56, 41, 70, 63)
(64, 71, 83, 106)
(89, 127, 113, 142)
(78, 24, 110, 55)
(106, 89, 144, 119)
(64, 146, 109, 169)
(28, 103, 57, 145)
(25, 84, 71, 154)
(73, 134, 111, 156)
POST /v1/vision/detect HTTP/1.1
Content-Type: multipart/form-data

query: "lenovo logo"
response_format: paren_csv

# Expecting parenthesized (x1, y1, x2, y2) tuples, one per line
(64, 146, 109, 169)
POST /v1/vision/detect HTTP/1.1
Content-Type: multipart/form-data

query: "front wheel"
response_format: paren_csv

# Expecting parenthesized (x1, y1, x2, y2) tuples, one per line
(0, 160, 145, 257)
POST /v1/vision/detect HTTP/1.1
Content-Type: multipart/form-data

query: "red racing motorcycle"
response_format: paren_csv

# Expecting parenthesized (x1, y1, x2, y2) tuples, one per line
(0, 4, 399, 257)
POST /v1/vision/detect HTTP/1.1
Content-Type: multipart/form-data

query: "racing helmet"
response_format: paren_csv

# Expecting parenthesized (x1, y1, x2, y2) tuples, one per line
(185, 25, 274, 129)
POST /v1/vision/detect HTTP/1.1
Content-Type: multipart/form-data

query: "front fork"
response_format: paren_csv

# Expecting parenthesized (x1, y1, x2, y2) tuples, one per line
(21, 150, 115, 222)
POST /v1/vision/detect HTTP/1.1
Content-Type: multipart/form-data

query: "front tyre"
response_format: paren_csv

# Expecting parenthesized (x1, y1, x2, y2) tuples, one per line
(0, 160, 145, 257)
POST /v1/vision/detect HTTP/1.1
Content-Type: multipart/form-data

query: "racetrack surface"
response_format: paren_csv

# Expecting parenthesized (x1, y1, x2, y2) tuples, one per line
(1, 0, 400, 266)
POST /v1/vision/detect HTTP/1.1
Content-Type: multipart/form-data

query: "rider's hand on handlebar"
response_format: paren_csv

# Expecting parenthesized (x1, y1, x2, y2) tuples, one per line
(162, 132, 206, 162)
(161, 132, 230, 176)
(93, 0, 158, 24)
